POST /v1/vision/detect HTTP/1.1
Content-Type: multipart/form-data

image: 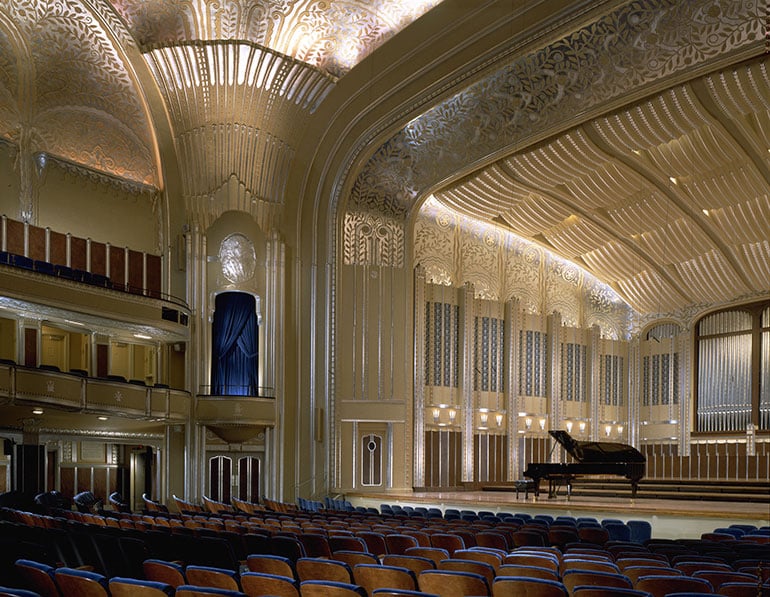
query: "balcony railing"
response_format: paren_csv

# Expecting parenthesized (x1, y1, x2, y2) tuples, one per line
(197, 385, 275, 399)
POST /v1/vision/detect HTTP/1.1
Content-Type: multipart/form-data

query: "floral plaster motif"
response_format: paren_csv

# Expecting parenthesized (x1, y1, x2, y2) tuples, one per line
(415, 198, 632, 340)
(110, 0, 442, 77)
(349, 0, 762, 219)
(0, 0, 157, 201)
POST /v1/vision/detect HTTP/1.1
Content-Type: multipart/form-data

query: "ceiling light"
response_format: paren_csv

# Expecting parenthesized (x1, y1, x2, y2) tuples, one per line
(134, 334, 152, 340)
(32, 408, 44, 415)
(669, 176, 678, 184)
(97, 416, 109, 421)
(702, 209, 710, 216)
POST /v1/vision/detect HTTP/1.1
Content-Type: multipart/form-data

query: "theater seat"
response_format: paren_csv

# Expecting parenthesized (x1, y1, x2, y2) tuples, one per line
(54, 567, 110, 597)
(0, 588, 43, 597)
(109, 577, 174, 597)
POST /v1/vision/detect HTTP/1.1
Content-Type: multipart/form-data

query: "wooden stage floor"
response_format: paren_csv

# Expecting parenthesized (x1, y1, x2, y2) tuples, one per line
(347, 489, 770, 540)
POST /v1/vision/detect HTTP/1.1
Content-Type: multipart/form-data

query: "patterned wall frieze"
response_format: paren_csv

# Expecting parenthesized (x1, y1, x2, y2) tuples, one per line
(346, 0, 762, 221)
(39, 428, 165, 440)
(414, 198, 633, 340)
(36, 150, 159, 201)
(110, 0, 442, 78)
(0, 0, 158, 211)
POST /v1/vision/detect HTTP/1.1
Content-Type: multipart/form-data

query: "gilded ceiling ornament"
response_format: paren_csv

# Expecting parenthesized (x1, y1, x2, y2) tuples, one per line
(348, 0, 762, 219)
(146, 41, 335, 229)
(0, 0, 158, 198)
(110, 0, 442, 76)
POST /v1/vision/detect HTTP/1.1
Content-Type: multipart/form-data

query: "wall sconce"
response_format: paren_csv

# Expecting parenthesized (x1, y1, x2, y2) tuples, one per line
(617, 424, 624, 436)
(432, 408, 440, 423)
(565, 420, 573, 433)
(605, 424, 612, 437)
(448, 409, 457, 423)
(495, 413, 503, 427)
(539, 417, 546, 431)
(479, 412, 488, 425)
(579, 421, 586, 434)
(524, 417, 532, 430)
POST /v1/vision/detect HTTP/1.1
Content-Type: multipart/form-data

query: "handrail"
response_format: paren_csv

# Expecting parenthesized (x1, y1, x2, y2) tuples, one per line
(198, 385, 276, 398)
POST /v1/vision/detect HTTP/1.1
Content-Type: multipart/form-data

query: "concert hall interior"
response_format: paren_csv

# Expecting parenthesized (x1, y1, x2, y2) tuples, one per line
(0, 0, 768, 566)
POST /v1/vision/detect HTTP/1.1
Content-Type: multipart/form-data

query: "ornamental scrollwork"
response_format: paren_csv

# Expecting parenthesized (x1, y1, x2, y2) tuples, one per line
(413, 199, 633, 338)
(110, 0, 441, 77)
(348, 0, 762, 220)
(0, 0, 157, 198)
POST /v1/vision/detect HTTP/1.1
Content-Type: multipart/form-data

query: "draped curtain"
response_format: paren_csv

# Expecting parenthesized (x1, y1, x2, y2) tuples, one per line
(211, 292, 259, 395)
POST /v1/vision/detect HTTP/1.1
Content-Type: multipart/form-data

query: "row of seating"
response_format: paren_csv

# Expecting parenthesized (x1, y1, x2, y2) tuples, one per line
(9, 539, 770, 597)
(2, 503, 767, 595)
(0, 250, 161, 297)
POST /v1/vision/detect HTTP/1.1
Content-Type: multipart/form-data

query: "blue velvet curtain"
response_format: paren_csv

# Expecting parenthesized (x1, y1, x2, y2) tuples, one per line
(210, 292, 259, 395)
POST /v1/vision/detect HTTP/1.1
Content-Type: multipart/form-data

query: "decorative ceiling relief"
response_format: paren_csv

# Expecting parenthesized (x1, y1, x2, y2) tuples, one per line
(110, 0, 443, 77)
(415, 198, 631, 340)
(349, 0, 762, 219)
(0, 0, 158, 220)
(345, 0, 764, 317)
(122, 0, 440, 228)
(146, 41, 335, 229)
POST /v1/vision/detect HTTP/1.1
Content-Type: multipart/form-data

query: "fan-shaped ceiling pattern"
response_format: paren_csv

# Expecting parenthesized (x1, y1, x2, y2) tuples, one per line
(109, 0, 444, 229)
(108, 0, 443, 77)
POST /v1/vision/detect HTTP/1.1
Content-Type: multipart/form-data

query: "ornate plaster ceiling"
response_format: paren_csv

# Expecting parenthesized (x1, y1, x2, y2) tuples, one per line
(345, 0, 768, 317)
(111, 0, 443, 229)
(108, 0, 443, 77)
(0, 0, 441, 227)
(0, 0, 159, 219)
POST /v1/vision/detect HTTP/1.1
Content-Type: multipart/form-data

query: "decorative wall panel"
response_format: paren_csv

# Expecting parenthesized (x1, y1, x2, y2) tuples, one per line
(415, 198, 632, 340)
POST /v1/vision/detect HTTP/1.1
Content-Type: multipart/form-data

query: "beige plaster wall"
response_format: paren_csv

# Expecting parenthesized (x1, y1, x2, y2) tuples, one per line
(0, 144, 160, 256)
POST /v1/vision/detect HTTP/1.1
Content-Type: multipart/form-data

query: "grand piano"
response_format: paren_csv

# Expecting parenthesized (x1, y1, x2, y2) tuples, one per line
(523, 430, 646, 498)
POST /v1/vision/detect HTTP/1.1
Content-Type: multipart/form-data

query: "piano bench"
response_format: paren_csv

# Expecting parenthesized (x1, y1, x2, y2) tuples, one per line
(514, 479, 535, 499)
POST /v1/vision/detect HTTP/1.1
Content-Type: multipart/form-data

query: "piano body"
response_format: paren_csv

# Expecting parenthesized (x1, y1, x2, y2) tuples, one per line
(523, 430, 646, 498)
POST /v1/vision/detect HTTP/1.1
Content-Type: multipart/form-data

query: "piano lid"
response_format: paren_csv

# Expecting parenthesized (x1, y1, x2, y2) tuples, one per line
(549, 430, 646, 463)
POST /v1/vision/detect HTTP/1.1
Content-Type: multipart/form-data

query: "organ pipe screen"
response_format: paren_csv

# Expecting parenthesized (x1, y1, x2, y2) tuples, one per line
(696, 302, 769, 432)
(425, 302, 460, 388)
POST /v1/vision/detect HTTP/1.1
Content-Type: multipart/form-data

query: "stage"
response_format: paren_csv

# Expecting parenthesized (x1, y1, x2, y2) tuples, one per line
(346, 489, 770, 540)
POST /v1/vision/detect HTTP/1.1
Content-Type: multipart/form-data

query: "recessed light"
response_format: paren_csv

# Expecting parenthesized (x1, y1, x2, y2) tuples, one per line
(32, 408, 44, 415)
(702, 209, 710, 216)
(669, 176, 678, 185)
